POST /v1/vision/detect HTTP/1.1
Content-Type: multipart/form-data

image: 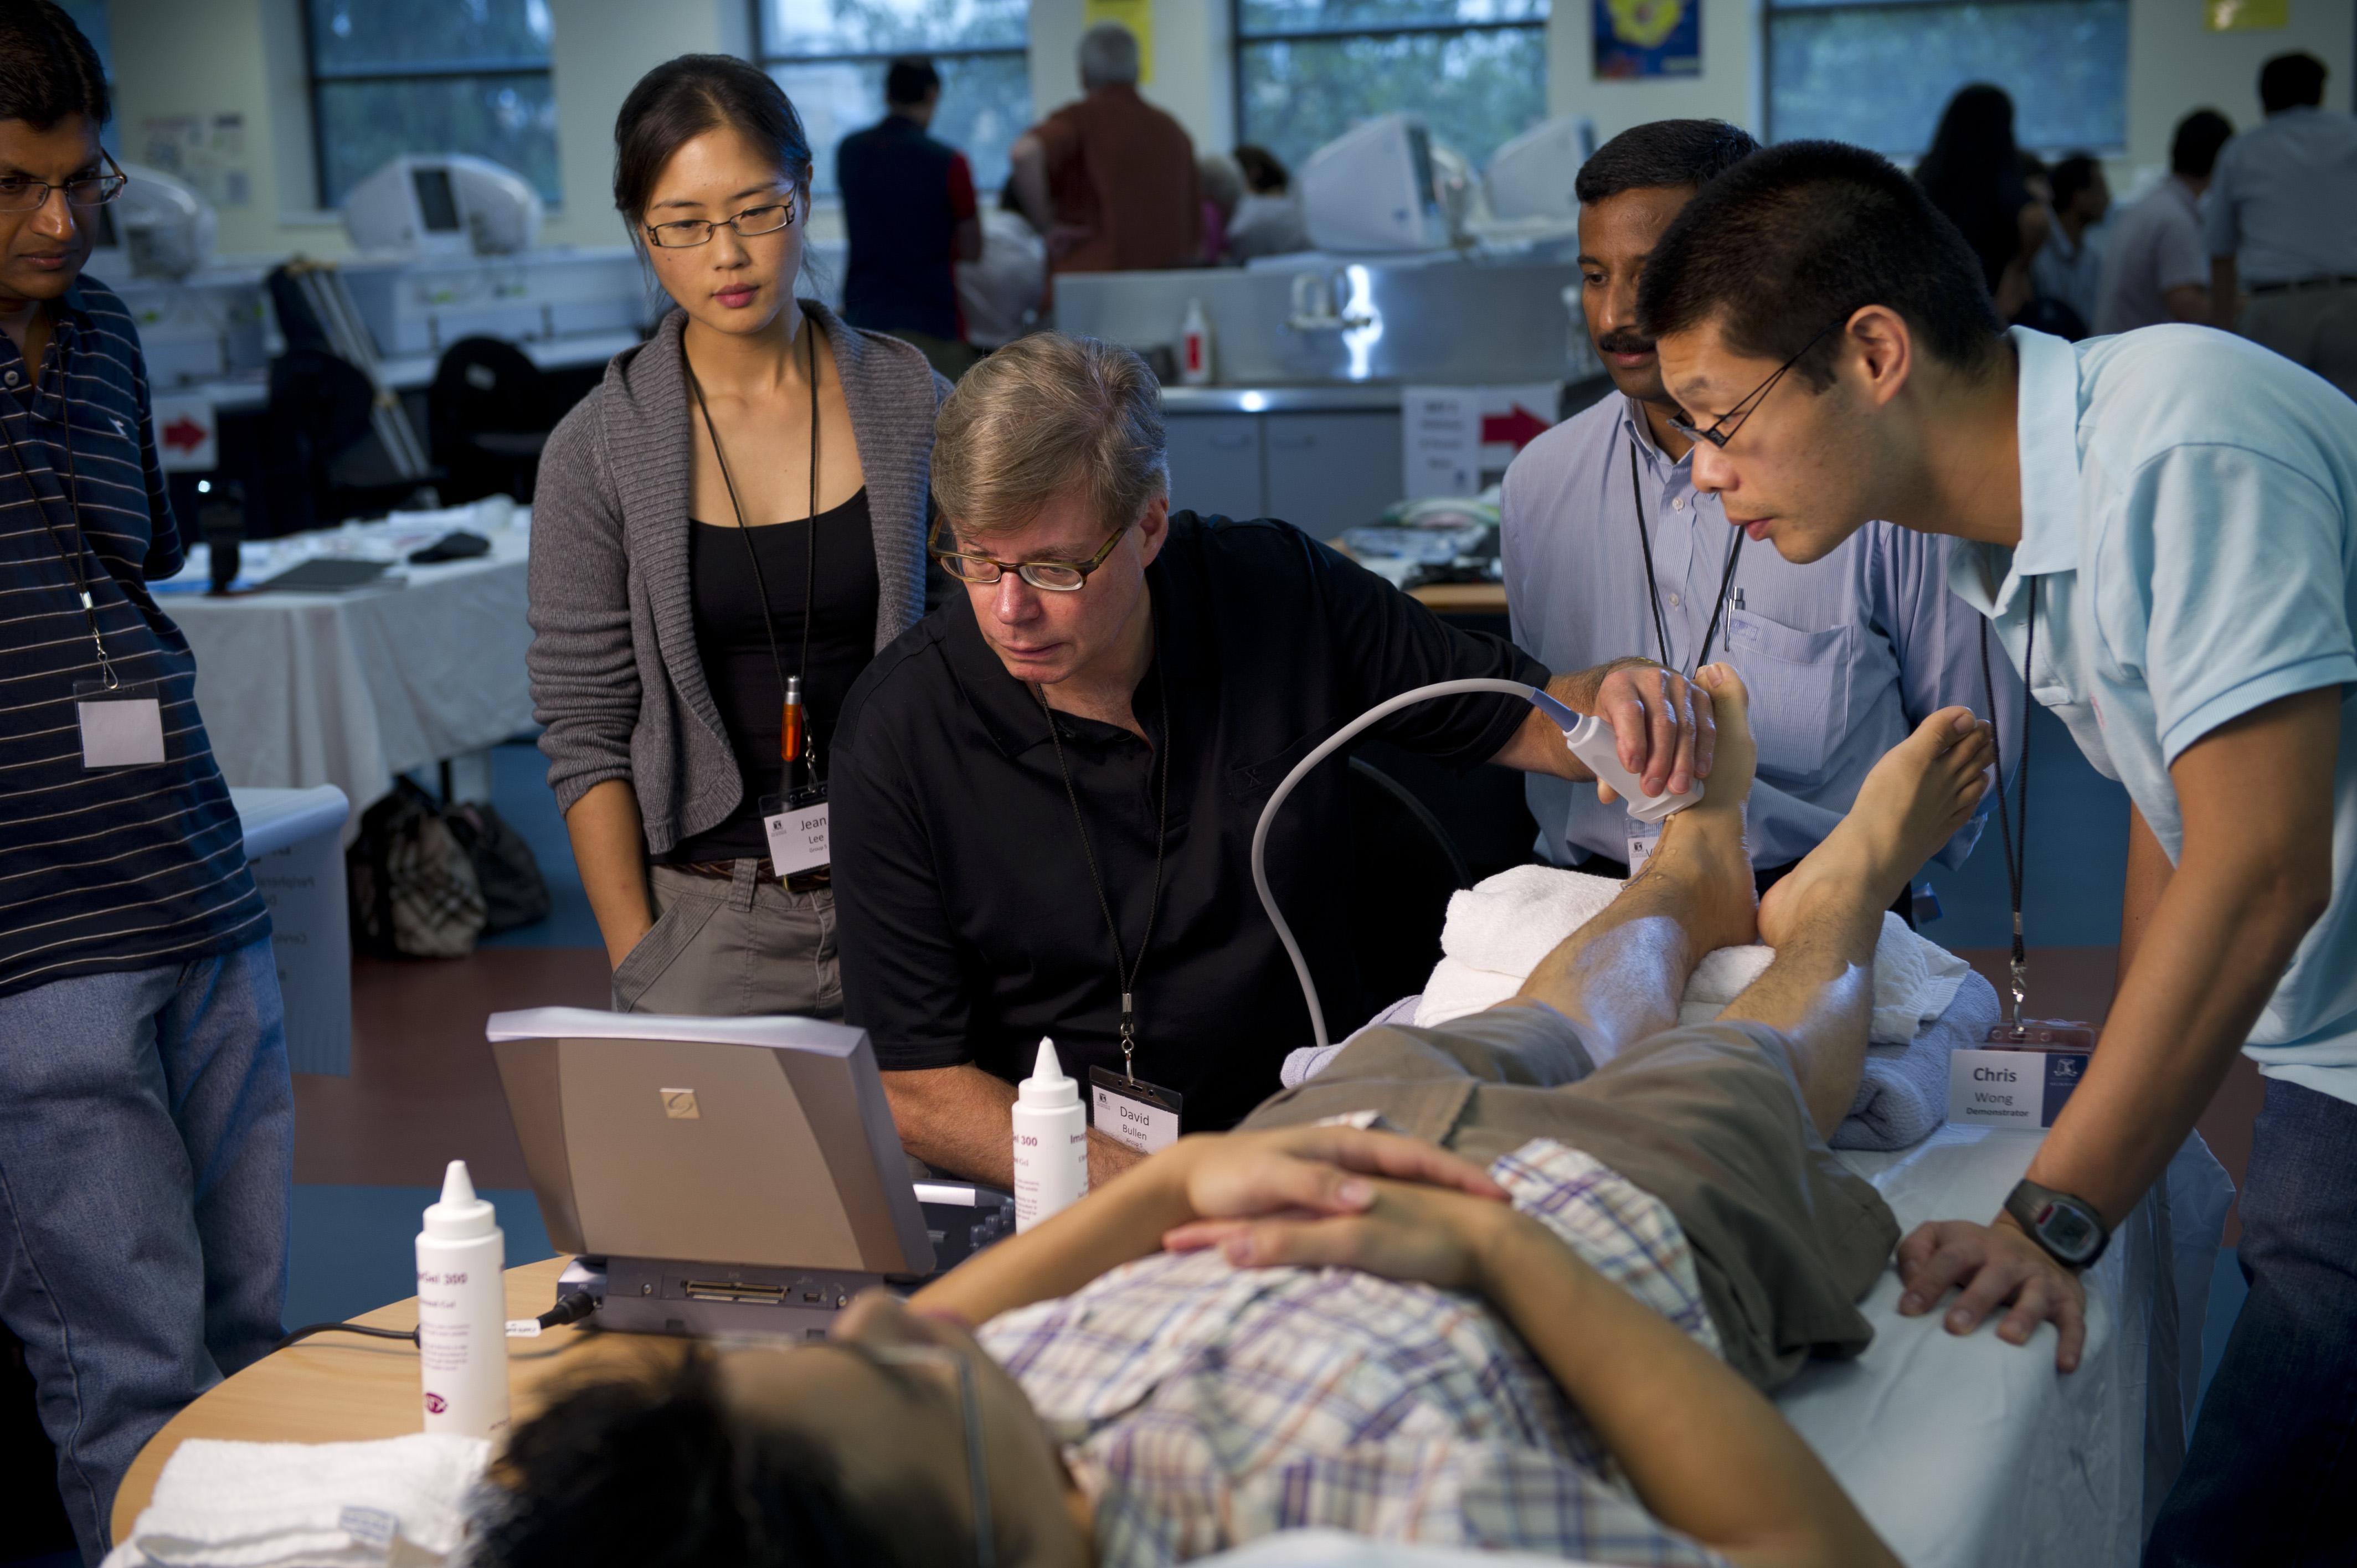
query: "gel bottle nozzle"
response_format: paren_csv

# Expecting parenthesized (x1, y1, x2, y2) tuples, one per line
(1012, 1037, 1088, 1231)
(423, 1158, 496, 1239)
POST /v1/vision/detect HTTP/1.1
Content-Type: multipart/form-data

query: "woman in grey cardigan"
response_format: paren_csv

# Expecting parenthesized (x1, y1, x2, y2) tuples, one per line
(529, 55, 949, 1016)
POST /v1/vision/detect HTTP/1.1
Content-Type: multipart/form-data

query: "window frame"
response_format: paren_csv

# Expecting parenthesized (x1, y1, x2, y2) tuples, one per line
(299, 0, 558, 210)
(1229, 2, 1552, 153)
(1759, 0, 2130, 157)
(748, 0, 1031, 196)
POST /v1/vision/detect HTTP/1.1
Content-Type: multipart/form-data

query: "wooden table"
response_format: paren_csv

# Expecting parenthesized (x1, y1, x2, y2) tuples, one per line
(1407, 580, 1509, 615)
(111, 1257, 584, 1541)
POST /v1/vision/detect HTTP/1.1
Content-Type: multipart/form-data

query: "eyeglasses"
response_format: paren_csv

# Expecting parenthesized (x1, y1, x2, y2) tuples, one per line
(642, 199, 799, 249)
(0, 149, 128, 214)
(1666, 314, 1849, 450)
(931, 519, 1128, 592)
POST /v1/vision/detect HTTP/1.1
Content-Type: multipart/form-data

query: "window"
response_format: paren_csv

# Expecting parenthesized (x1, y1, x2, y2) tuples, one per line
(754, 0, 1031, 198)
(1766, 0, 2130, 157)
(305, 0, 560, 209)
(1235, 1, 1550, 177)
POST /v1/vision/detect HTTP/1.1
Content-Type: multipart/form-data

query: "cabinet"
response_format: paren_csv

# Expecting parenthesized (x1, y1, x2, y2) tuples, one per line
(1162, 407, 1404, 539)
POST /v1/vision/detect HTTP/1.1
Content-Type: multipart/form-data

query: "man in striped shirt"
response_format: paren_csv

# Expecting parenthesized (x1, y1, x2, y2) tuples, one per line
(0, 7, 290, 1558)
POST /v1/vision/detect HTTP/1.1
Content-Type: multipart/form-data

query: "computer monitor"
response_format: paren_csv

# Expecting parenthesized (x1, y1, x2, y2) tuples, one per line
(341, 154, 543, 256)
(83, 163, 216, 283)
(1300, 113, 1452, 254)
(1485, 115, 1598, 223)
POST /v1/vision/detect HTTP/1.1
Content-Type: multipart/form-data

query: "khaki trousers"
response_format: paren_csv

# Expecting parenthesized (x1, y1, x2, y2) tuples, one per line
(611, 861, 843, 1019)
(2241, 281, 2357, 402)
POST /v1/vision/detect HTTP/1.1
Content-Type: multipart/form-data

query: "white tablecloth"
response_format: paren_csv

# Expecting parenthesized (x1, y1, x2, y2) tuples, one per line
(160, 504, 537, 844)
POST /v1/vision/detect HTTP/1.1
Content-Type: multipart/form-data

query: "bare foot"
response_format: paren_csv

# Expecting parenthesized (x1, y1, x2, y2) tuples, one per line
(1635, 662, 1758, 953)
(1757, 708, 1995, 948)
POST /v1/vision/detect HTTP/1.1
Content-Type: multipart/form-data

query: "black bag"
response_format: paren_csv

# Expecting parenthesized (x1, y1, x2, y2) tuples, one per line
(347, 778, 487, 959)
(444, 802, 552, 934)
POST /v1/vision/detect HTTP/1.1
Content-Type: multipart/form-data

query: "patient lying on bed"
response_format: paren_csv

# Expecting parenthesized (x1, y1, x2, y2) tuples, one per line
(475, 668, 1995, 1568)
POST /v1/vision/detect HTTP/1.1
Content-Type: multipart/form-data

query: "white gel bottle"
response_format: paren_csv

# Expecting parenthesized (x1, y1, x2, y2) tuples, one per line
(415, 1159, 508, 1437)
(1012, 1038, 1089, 1232)
(1562, 711, 1703, 824)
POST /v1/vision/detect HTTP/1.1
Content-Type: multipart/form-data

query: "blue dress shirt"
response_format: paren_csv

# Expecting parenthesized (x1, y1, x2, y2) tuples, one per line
(1502, 391, 2021, 871)
(1952, 325, 2357, 1103)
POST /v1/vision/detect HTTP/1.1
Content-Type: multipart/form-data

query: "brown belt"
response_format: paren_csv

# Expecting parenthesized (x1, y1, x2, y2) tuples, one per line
(672, 858, 831, 891)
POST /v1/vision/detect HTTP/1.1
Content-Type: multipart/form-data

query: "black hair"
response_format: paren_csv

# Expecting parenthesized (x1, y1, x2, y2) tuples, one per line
(2047, 152, 2102, 209)
(0, 0, 109, 130)
(1574, 118, 1759, 205)
(2258, 51, 2327, 114)
(1915, 84, 2018, 209)
(1234, 144, 1290, 194)
(2171, 109, 2234, 178)
(473, 1347, 966, 1568)
(885, 56, 941, 109)
(613, 54, 812, 231)
(1638, 139, 2005, 391)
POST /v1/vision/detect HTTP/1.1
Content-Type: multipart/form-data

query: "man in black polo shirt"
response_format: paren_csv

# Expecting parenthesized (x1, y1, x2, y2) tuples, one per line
(837, 55, 983, 379)
(835, 333, 1715, 1185)
(0, 8, 290, 1557)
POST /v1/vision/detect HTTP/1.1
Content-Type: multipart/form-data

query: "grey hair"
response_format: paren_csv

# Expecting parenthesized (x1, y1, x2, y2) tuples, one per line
(1198, 153, 1243, 218)
(1079, 22, 1140, 89)
(932, 332, 1167, 539)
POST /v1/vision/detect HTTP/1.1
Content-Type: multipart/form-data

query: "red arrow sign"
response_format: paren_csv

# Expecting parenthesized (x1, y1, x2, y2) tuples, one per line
(161, 415, 210, 453)
(1479, 404, 1550, 449)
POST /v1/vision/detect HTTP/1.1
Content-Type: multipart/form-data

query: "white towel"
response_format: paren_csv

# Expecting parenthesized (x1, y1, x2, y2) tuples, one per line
(1418, 865, 1970, 1044)
(102, 1435, 489, 1568)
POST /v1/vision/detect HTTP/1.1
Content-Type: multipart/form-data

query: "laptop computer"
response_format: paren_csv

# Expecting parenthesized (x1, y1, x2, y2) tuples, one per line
(487, 1007, 1011, 1337)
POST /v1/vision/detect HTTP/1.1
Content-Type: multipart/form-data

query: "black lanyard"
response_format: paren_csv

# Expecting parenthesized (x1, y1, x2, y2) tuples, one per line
(685, 322, 822, 786)
(1039, 649, 1171, 1079)
(2, 353, 115, 688)
(1630, 435, 1743, 675)
(1979, 576, 2037, 1027)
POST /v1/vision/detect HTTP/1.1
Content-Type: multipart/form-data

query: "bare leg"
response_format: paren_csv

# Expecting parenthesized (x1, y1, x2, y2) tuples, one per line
(1726, 709, 1996, 1134)
(1510, 664, 1759, 1061)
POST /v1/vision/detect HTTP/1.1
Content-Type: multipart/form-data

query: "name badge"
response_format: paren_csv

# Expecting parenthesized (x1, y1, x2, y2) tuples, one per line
(75, 680, 166, 768)
(760, 787, 830, 876)
(1089, 1065, 1183, 1155)
(1623, 818, 1662, 878)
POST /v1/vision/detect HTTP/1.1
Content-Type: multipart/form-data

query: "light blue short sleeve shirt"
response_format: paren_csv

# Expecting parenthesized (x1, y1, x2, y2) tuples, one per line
(1949, 325, 2357, 1101)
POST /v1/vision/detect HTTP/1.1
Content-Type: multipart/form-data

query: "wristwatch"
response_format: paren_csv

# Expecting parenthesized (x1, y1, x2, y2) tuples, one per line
(2003, 1179, 2110, 1269)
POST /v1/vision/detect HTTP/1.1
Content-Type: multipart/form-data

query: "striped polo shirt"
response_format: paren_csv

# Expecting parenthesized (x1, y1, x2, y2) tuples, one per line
(0, 276, 266, 998)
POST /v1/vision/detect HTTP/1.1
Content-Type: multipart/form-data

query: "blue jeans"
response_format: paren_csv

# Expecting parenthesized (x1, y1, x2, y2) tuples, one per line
(2145, 1077, 2357, 1566)
(0, 939, 292, 1564)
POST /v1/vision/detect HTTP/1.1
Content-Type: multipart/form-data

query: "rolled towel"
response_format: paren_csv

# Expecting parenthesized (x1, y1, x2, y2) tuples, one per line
(102, 1434, 488, 1568)
(1833, 966, 2000, 1151)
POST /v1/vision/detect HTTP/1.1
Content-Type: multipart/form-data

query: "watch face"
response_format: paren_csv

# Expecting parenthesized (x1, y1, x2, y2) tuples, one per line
(2043, 1204, 2097, 1258)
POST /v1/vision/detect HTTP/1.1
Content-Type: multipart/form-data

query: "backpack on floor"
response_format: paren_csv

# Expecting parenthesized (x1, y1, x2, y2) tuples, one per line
(346, 778, 487, 959)
(443, 801, 551, 934)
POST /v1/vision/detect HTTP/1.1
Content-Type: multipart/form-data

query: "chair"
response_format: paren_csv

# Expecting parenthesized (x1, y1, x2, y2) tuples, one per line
(429, 337, 553, 504)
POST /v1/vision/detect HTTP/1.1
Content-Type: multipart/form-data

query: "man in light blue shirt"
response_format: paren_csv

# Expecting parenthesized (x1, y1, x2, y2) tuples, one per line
(1643, 137, 2357, 1565)
(1504, 118, 2015, 912)
(2205, 50, 2357, 398)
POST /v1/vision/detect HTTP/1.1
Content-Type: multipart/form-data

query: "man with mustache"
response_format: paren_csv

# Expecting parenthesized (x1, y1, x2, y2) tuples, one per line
(1502, 120, 2019, 909)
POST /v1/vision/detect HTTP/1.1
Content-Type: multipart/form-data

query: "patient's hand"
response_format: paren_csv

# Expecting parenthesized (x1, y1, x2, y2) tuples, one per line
(1895, 1215, 2088, 1372)
(1160, 1126, 1506, 1241)
(1164, 1163, 1532, 1296)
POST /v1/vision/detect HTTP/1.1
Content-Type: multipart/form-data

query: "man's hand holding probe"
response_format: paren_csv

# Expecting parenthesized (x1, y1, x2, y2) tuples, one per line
(1490, 657, 1718, 802)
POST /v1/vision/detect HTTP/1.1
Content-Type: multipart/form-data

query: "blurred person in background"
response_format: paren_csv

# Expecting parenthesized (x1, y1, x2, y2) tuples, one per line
(1916, 84, 2048, 321)
(1008, 23, 1200, 281)
(958, 187, 1047, 350)
(2206, 50, 2357, 399)
(2030, 151, 2108, 337)
(838, 55, 982, 380)
(1198, 151, 1242, 263)
(1228, 142, 1312, 261)
(2095, 109, 2232, 336)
